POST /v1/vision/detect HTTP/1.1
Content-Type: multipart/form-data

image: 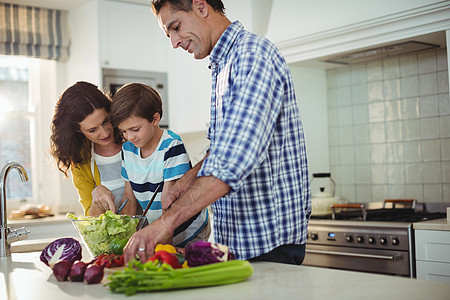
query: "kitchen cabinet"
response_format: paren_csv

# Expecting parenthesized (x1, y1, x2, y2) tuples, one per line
(98, 0, 169, 72)
(66, 0, 211, 133)
(415, 226, 450, 282)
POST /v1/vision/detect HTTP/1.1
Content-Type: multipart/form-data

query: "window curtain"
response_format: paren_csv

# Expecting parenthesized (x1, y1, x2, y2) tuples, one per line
(0, 3, 70, 61)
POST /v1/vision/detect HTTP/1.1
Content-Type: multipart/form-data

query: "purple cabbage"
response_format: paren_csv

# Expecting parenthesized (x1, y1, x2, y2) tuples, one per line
(185, 240, 235, 267)
(40, 237, 82, 267)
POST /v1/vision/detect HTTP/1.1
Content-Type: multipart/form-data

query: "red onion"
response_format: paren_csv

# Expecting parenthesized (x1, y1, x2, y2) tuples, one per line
(52, 260, 72, 282)
(84, 264, 105, 284)
(69, 260, 90, 282)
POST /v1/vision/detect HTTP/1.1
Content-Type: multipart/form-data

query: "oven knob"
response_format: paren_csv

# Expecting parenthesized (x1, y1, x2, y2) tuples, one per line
(380, 237, 387, 245)
(357, 236, 364, 243)
(391, 238, 399, 245)
(345, 236, 353, 242)
(310, 233, 319, 240)
(368, 237, 375, 244)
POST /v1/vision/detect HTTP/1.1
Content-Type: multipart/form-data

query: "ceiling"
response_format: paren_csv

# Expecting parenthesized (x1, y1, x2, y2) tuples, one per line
(2, 0, 148, 10)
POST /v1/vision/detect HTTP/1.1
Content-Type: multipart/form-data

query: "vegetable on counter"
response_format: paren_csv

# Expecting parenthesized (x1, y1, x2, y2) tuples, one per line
(40, 237, 82, 267)
(67, 211, 140, 256)
(94, 253, 124, 268)
(52, 260, 73, 282)
(185, 240, 235, 267)
(147, 250, 182, 269)
(107, 259, 253, 295)
(69, 260, 90, 282)
(84, 263, 106, 284)
(154, 243, 177, 254)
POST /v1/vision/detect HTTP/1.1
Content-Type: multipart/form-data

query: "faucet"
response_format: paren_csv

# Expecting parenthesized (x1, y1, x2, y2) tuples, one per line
(1, 161, 31, 257)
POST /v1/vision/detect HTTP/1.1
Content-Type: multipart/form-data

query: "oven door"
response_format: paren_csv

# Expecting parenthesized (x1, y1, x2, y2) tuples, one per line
(303, 244, 412, 277)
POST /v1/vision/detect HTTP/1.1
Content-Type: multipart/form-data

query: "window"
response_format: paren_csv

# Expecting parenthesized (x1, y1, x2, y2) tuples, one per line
(0, 55, 35, 201)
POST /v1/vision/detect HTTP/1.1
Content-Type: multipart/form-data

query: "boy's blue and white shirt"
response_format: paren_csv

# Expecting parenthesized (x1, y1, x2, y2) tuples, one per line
(121, 130, 208, 246)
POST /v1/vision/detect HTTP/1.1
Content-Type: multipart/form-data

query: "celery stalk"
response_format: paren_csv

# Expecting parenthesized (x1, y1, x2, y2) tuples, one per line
(106, 260, 253, 296)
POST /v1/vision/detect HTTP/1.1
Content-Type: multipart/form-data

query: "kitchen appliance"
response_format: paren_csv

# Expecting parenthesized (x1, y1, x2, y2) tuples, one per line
(310, 173, 339, 216)
(102, 68, 169, 128)
(304, 199, 447, 278)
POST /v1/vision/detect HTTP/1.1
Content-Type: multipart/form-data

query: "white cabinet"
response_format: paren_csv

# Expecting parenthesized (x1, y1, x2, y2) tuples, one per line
(67, 0, 211, 133)
(415, 229, 450, 282)
(98, 0, 170, 72)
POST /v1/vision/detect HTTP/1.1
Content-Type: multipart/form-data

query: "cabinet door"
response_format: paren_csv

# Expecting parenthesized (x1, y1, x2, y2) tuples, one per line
(99, 0, 170, 72)
(415, 230, 450, 263)
(416, 261, 450, 283)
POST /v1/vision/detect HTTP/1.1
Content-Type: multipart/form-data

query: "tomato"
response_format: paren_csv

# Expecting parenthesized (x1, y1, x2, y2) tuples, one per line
(94, 253, 124, 268)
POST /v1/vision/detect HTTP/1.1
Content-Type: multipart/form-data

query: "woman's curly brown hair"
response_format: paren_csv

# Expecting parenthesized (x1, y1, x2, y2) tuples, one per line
(50, 81, 121, 176)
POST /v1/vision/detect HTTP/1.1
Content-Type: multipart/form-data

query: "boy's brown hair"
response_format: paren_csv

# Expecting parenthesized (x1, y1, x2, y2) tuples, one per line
(110, 83, 163, 128)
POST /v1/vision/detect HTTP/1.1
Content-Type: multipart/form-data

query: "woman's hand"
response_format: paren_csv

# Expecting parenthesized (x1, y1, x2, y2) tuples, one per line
(91, 185, 115, 212)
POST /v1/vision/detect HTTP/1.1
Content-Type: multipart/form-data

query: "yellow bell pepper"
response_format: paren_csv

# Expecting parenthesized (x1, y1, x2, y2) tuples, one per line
(154, 243, 177, 254)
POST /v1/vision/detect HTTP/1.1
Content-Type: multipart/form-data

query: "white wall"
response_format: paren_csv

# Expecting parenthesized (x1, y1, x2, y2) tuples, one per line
(290, 66, 329, 177)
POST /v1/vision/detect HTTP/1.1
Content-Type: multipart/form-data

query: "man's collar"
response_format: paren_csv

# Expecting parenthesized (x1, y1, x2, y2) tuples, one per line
(209, 21, 243, 64)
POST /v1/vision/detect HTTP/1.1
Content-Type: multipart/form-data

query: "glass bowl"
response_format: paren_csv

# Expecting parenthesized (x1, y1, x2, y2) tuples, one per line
(70, 215, 145, 258)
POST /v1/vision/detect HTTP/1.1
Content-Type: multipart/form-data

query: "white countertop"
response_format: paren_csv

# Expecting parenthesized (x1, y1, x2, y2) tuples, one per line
(2, 251, 450, 300)
(414, 218, 450, 231)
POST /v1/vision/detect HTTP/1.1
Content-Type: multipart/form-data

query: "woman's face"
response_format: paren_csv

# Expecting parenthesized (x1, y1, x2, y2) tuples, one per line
(78, 108, 115, 146)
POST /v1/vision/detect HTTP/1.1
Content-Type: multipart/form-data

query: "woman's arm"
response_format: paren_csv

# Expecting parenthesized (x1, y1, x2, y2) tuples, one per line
(71, 164, 95, 216)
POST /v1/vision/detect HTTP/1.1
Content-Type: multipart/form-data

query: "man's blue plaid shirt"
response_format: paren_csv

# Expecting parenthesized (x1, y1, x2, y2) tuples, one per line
(197, 21, 311, 260)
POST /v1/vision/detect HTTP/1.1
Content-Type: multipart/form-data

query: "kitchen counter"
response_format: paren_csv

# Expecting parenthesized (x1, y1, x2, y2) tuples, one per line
(2, 252, 450, 300)
(413, 218, 450, 231)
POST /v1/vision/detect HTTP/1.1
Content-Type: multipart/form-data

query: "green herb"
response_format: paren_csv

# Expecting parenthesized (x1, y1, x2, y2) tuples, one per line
(106, 259, 253, 296)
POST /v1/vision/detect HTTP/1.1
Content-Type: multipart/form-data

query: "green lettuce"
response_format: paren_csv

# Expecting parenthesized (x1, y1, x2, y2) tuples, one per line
(67, 211, 141, 257)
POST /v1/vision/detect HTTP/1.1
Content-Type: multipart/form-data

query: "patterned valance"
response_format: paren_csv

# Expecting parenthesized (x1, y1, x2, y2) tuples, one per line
(0, 2, 70, 61)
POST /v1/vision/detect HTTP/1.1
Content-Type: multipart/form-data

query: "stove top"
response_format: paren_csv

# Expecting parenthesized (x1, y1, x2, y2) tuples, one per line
(310, 210, 446, 223)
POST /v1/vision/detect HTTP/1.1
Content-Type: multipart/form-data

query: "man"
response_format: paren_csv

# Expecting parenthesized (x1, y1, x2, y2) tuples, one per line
(124, 0, 311, 265)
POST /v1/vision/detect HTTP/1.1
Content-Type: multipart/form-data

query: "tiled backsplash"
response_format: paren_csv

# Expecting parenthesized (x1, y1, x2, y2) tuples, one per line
(327, 48, 449, 203)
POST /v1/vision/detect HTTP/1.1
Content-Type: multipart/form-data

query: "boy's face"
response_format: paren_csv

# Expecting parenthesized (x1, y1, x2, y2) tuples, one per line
(157, 1, 212, 60)
(118, 114, 159, 150)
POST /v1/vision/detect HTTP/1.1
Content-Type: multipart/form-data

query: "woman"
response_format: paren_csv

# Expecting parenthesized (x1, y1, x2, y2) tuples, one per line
(50, 81, 132, 216)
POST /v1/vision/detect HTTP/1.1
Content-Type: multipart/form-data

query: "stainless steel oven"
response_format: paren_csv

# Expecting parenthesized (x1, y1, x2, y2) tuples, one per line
(303, 200, 447, 278)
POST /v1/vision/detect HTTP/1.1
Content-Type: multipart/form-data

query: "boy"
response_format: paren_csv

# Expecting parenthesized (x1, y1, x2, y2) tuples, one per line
(110, 83, 210, 248)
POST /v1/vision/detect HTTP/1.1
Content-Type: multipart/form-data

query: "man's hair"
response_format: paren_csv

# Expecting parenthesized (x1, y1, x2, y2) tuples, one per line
(151, 0, 225, 15)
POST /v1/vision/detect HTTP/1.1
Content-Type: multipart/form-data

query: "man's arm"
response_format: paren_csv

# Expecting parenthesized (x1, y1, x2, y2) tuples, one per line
(124, 174, 229, 263)
(161, 154, 207, 210)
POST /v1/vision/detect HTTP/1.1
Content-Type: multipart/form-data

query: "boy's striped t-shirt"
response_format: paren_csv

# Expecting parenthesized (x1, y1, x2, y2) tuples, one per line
(121, 130, 208, 246)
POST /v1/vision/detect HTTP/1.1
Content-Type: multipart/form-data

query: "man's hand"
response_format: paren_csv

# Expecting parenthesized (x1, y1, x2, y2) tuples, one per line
(91, 185, 115, 212)
(123, 218, 173, 263)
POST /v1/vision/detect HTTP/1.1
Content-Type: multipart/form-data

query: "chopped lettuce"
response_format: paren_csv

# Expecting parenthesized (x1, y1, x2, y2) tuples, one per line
(67, 211, 140, 257)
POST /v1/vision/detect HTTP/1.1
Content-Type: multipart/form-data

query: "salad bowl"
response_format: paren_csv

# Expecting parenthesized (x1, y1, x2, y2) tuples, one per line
(67, 211, 145, 258)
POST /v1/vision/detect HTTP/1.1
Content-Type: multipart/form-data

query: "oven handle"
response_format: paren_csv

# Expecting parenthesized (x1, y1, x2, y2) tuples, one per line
(306, 249, 398, 260)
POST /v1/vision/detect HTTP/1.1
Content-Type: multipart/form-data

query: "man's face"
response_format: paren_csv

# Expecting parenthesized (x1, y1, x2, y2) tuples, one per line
(157, 3, 212, 59)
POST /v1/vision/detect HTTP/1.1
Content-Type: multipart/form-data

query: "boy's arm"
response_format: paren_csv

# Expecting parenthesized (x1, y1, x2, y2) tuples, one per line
(121, 181, 138, 216)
